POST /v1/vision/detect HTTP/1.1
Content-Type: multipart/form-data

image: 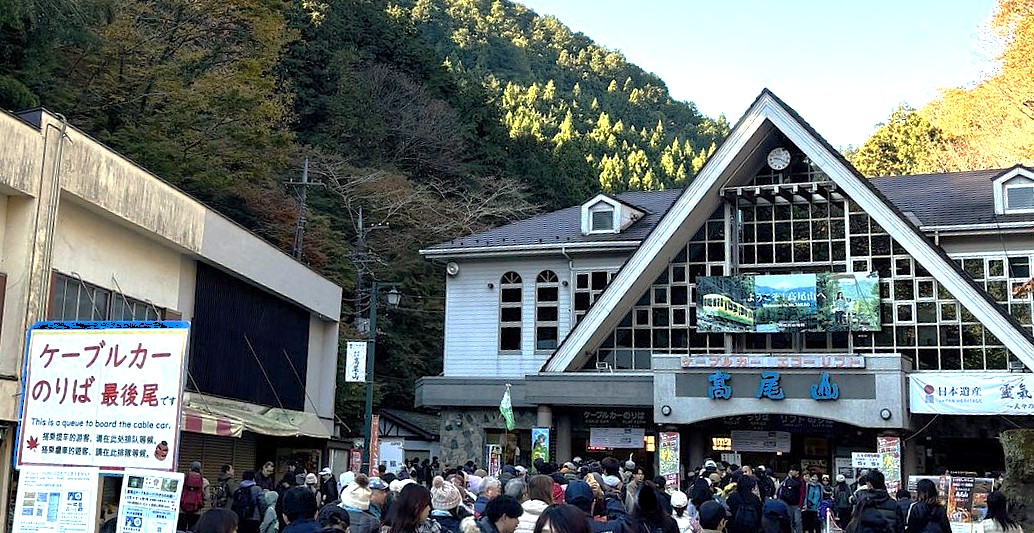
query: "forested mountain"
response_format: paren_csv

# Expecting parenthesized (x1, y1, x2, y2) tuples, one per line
(0, 0, 725, 427)
(848, 0, 1034, 176)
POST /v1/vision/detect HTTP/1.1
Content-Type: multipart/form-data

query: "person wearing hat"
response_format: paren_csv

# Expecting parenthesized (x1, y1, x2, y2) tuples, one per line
(368, 477, 391, 520)
(670, 490, 699, 533)
(763, 499, 792, 533)
(564, 479, 630, 533)
(431, 475, 468, 533)
(699, 500, 728, 533)
(318, 468, 338, 506)
(339, 474, 379, 533)
(260, 490, 279, 533)
(305, 473, 322, 502)
(282, 486, 320, 533)
(316, 503, 350, 532)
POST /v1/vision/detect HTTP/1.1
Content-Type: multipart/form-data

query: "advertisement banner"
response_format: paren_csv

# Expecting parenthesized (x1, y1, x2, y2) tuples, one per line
(907, 475, 992, 533)
(484, 445, 502, 478)
(531, 427, 550, 466)
(17, 322, 189, 472)
(589, 427, 645, 448)
(877, 436, 902, 494)
(368, 414, 380, 476)
(730, 430, 791, 452)
(696, 273, 880, 333)
(909, 373, 1034, 415)
(344, 341, 368, 383)
(116, 468, 184, 533)
(659, 432, 680, 489)
(12, 465, 99, 533)
(349, 449, 362, 473)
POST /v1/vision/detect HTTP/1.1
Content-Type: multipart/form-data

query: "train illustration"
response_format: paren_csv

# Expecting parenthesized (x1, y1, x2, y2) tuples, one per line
(700, 293, 755, 327)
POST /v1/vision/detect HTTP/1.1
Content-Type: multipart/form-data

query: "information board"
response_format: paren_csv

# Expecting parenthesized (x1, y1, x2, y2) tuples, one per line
(12, 466, 99, 533)
(589, 427, 645, 448)
(730, 430, 791, 452)
(115, 469, 184, 533)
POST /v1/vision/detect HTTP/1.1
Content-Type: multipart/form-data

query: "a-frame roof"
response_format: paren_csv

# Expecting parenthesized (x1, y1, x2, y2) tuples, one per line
(542, 89, 1034, 373)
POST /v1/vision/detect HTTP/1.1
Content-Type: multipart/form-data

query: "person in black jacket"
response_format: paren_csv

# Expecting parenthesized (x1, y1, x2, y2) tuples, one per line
(727, 476, 763, 533)
(632, 482, 678, 533)
(848, 470, 903, 533)
(778, 466, 805, 533)
(904, 479, 950, 533)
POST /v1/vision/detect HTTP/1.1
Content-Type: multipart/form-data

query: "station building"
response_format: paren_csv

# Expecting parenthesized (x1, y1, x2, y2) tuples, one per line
(416, 90, 1034, 482)
(0, 108, 343, 526)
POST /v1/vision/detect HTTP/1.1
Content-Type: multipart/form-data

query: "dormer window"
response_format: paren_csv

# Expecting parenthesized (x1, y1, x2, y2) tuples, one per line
(992, 166, 1034, 215)
(580, 193, 646, 235)
(590, 205, 615, 232)
(1006, 184, 1034, 212)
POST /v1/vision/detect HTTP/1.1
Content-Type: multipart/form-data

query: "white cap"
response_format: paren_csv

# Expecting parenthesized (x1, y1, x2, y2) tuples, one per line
(319, 467, 332, 476)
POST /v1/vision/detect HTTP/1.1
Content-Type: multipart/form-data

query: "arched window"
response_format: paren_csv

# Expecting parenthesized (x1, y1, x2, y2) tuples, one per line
(536, 270, 560, 350)
(499, 272, 523, 352)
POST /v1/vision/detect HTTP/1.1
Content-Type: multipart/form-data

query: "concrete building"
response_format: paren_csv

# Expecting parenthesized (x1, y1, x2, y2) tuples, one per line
(0, 108, 342, 524)
(416, 90, 1034, 482)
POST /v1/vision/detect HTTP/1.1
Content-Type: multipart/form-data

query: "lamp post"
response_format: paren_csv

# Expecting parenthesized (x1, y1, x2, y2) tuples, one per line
(362, 281, 401, 473)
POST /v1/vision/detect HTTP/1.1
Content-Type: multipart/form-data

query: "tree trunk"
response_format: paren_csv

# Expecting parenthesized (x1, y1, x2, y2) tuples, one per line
(1000, 428, 1034, 530)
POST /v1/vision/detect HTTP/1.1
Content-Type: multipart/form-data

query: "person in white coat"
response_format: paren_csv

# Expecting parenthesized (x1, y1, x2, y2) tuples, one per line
(515, 475, 553, 533)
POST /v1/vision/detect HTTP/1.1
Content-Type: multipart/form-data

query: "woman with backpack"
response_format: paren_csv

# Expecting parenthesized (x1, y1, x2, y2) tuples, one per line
(726, 476, 762, 533)
(181, 461, 208, 531)
(904, 479, 950, 533)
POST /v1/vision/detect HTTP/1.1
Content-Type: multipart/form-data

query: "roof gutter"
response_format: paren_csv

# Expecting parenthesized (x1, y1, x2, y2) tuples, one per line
(420, 240, 643, 259)
(919, 222, 1034, 234)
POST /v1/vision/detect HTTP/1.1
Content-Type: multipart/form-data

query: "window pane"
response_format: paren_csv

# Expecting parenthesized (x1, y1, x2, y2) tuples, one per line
(500, 328, 521, 351)
(537, 287, 558, 301)
(501, 288, 522, 302)
(1007, 186, 1034, 210)
(537, 306, 558, 321)
(501, 307, 521, 322)
(536, 327, 557, 350)
(591, 210, 614, 231)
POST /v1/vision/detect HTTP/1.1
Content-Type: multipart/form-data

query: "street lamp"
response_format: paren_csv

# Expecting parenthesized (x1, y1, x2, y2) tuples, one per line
(363, 281, 400, 474)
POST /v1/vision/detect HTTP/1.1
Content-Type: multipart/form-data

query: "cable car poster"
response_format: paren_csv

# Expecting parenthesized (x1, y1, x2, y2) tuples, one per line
(696, 273, 880, 333)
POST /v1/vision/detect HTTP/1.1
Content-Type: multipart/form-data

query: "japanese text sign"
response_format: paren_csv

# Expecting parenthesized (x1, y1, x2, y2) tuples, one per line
(12, 465, 99, 533)
(851, 452, 882, 469)
(910, 373, 1034, 415)
(18, 322, 189, 472)
(345, 341, 367, 383)
(116, 468, 184, 533)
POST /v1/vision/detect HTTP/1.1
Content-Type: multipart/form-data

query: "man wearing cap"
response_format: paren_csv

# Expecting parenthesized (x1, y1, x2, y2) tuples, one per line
(699, 500, 728, 533)
(368, 477, 391, 520)
(318, 468, 338, 506)
(833, 474, 852, 527)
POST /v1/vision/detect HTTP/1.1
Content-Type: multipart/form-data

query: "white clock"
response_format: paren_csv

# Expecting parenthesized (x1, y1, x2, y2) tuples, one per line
(767, 147, 791, 171)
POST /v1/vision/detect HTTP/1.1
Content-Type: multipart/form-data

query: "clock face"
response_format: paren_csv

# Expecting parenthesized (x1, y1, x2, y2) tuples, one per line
(767, 147, 791, 170)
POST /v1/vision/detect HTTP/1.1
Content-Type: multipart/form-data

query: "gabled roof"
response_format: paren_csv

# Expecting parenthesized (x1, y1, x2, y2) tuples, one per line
(871, 168, 1034, 227)
(420, 189, 683, 257)
(379, 409, 440, 440)
(542, 89, 1034, 373)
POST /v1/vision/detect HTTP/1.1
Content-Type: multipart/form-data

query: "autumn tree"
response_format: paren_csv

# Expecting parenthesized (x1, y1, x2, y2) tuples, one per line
(849, 105, 945, 177)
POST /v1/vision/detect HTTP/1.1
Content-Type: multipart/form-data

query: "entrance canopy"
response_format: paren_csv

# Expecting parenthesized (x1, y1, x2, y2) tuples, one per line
(181, 392, 333, 439)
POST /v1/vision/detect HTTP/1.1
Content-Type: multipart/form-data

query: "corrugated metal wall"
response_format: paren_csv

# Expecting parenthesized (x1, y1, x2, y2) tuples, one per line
(189, 262, 310, 410)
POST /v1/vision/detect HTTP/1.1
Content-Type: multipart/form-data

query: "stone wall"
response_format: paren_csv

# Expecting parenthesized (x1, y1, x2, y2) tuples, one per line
(439, 407, 537, 467)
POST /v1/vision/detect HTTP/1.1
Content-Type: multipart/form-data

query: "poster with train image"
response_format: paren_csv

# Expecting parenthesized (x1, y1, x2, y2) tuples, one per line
(696, 272, 880, 333)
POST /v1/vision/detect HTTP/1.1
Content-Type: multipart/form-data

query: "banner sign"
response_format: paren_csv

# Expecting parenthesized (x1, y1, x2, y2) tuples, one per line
(531, 427, 550, 466)
(12, 465, 99, 533)
(906, 475, 992, 533)
(682, 355, 866, 369)
(877, 436, 902, 494)
(730, 430, 791, 452)
(910, 373, 1034, 415)
(696, 273, 880, 333)
(851, 452, 881, 469)
(345, 341, 367, 383)
(659, 432, 680, 489)
(589, 427, 645, 448)
(582, 409, 649, 427)
(349, 449, 362, 473)
(17, 322, 189, 472)
(116, 468, 184, 533)
(368, 414, 380, 476)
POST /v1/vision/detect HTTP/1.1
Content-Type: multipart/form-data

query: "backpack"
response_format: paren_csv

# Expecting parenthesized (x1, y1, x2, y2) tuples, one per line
(835, 488, 852, 510)
(181, 472, 204, 513)
(729, 501, 761, 533)
(213, 479, 230, 508)
(232, 486, 257, 520)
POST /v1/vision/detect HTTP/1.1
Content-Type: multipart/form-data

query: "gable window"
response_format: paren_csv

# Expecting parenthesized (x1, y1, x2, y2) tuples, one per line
(1005, 184, 1034, 212)
(535, 270, 559, 350)
(590, 208, 615, 232)
(499, 272, 523, 352)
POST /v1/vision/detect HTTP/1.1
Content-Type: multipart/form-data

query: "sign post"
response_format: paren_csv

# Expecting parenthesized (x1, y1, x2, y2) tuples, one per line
(17, 321, 190, 472)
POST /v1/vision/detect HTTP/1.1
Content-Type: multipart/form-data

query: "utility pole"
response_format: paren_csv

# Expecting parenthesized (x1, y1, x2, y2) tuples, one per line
(288, 157, 320, 261)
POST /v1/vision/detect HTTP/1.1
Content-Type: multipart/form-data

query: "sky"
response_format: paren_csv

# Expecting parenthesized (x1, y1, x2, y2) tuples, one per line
(517, 0, 999, 148)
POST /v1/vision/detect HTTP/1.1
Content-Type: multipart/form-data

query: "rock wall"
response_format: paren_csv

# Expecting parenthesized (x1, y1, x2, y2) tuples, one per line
(1000, 429, 1034, 530)
(439, 407, 537, 468)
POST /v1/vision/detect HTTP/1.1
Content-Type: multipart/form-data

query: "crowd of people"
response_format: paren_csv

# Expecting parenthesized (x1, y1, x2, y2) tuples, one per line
(168, 457, 1024, 533)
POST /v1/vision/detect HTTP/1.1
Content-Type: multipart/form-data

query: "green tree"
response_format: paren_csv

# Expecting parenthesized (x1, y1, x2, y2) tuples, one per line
(850, 105, 944, 177)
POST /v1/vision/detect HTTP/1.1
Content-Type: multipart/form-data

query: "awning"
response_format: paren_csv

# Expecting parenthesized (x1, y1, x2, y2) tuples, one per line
(181, 393, 333, 439)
